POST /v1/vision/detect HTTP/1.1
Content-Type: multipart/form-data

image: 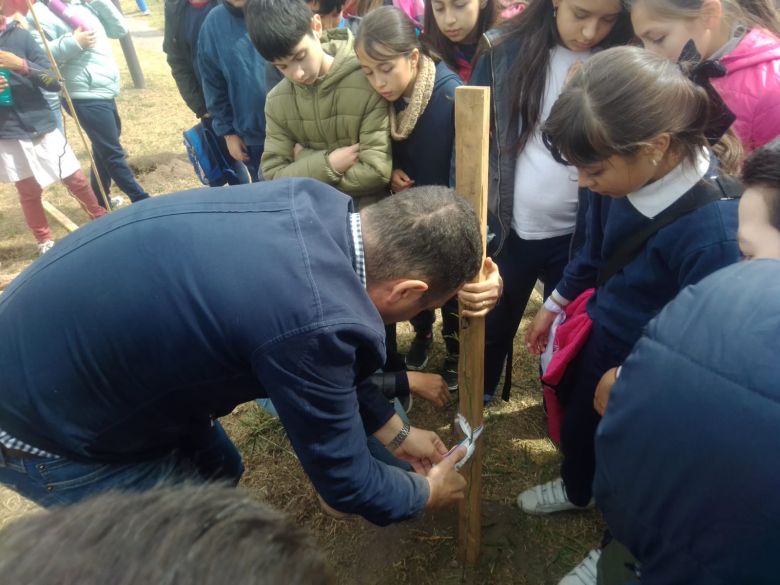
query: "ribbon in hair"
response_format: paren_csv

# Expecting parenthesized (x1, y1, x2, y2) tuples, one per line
(677, 39, 736, 144)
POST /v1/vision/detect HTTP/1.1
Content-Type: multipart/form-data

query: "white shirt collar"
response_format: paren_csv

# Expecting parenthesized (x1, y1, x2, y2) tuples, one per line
(627, 149, 711, 219)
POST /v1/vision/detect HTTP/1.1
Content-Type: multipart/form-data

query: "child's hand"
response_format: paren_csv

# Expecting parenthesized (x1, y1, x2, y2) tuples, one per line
(73, 28, 97, 49)
(225, 134, 248, 162)
(390, 168, 414, 193)
(0, 51, 25, 72)
(293, 143, 304, 160)
(458, 257, 502, 318)
(407, 372, 450, 408)
(9, 13, 28, 28)
(593, 367, 619, 416)
(328, 143, 360, 174)
(525, 306, 557, 355)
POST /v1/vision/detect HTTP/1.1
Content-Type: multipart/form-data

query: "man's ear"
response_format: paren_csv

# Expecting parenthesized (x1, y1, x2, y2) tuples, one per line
(387, 279, 429, 304)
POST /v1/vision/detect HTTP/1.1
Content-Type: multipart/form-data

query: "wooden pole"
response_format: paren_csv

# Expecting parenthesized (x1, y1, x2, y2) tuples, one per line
(42, 200, 80, 232)
(110, 0, 146, 89)
(454, 85, 490, 565)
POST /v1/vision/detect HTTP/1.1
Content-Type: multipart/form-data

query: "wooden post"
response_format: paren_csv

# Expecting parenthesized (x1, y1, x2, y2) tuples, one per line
(110, 0, 146, 89)
(454, 85, 490, 565)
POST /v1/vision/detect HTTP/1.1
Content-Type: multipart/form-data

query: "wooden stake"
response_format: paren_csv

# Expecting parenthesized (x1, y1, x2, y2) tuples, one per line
(454, 85, 490, 565)
(42, 200, 80, 233)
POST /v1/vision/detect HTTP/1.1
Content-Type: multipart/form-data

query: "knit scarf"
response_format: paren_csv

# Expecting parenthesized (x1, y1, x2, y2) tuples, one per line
(389, 55, 436, 141)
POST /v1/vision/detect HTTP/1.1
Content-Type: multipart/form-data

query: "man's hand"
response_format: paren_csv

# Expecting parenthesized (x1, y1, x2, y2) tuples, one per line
(0, 50, 25, 72)
(328, 144, 360, 174)
(594, 367, 619, 416)
(425, 446, 467, 508)
(459, 257, 503, 318)
(225, 134, 248, 162)
(407, 372, 450, 408)
(73, 28, 97, 50)
(390, 168, 414, 193)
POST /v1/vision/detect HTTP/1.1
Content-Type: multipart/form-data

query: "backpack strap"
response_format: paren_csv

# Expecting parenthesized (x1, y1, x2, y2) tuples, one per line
(596, 176, 743, 287)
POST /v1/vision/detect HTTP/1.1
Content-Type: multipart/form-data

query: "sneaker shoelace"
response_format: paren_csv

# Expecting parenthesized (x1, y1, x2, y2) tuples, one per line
(537, 478, 569, 505)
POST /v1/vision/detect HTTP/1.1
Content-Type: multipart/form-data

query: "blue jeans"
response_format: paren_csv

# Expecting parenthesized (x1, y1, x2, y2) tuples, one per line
(65, 98, 150, 205)
(0, 422, 243, 508)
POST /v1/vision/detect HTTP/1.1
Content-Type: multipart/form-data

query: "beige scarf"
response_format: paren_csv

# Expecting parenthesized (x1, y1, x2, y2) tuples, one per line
(389, 55, 437, 141)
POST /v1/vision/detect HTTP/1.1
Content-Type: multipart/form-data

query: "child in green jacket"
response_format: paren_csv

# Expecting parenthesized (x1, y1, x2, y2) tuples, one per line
(246, 0, 391, 207)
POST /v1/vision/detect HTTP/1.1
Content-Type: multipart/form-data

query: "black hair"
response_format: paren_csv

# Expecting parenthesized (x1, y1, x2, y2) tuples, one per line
(742, 138, 780, 230)
(422, 0, 497, 74)
(355, 5, 426, 60)
(310, 0, 347, 14)
(495, 0, 632, 156)
(0, 485, 335, 585)
(361, 185, 482, 298)
(246, 0, 315, 62)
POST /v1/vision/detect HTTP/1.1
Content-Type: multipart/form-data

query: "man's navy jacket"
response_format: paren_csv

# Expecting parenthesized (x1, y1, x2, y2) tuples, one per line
(0, 178, 429, 525)
(594, 260, 780, 584)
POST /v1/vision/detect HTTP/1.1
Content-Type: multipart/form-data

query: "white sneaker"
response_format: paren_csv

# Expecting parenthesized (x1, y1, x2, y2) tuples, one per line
(559, 549, 601, 585)
(516, 477, 593, 515)
(37, 240, 55, 255)
(110, 196, 126, 209)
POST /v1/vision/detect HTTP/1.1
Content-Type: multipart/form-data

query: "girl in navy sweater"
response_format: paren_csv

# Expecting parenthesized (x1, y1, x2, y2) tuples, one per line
(356, 6, 501, 392)
(520, 46, 740, 575)
(0, 16, 105, 255)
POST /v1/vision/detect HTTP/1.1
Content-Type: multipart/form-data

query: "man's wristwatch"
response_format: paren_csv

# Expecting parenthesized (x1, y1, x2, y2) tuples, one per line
(386, 421, 411, 451)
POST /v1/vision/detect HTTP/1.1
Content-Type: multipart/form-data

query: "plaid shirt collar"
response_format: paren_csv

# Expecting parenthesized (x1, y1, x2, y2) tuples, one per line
(349, 213, 366, 288)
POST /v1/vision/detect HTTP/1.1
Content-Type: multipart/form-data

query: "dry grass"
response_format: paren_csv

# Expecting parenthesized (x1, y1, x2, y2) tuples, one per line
(0, 13, 602, 584)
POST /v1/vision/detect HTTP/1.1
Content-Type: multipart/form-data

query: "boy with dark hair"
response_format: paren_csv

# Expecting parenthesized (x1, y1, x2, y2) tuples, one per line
(246, 0, 391, 206)
(197, 0, 267, 182)
(739, 137, 780, 259)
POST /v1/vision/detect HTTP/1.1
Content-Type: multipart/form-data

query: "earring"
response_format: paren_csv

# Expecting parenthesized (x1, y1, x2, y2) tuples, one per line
(651, 158, 658, 167)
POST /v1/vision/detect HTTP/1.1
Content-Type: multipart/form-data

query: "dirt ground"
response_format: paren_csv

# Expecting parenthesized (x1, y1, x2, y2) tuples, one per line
(0, 5, 602, 583)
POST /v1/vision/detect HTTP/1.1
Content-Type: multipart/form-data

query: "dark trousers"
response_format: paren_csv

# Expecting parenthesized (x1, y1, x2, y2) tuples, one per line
(409, 296, 460, 355)
(66, 98, 149, 205)
(484, 230, 571, 394)
(244, 144, 263, 183)
(201, 116, 251, 186)
(559, 322, 628, 506)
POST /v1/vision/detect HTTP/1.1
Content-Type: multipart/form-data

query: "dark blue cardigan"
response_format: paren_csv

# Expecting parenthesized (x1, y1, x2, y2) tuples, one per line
(392, 61, 461, 187)
(0, 22, 60, 140)
(556, 172, 740, 353)
(0, 178, 428, 525)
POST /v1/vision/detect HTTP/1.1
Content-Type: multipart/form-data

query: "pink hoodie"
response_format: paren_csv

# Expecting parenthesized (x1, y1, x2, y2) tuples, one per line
(711, 27, 780, 151)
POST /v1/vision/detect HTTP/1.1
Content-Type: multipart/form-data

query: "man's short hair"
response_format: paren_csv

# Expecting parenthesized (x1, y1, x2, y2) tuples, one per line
(246, 0, 314, 62)
(0, 485, 334, 585)
(742, 138, 780, 231)
(361, 186, 483, 299)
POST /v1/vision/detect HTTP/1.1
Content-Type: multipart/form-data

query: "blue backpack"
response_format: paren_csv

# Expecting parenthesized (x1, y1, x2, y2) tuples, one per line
(183, 122, 244, 186)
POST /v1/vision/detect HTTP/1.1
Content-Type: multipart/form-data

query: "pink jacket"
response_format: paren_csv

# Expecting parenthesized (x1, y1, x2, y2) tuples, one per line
(712, 27, 780, 151)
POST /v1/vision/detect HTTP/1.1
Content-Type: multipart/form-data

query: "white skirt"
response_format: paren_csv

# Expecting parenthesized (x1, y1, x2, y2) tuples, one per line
(0, 129, 81, 187)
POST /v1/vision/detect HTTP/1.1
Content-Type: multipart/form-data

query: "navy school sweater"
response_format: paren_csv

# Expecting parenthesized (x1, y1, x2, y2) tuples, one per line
(556, 174, 740, 354)
(391, 61, 461, 187)
(0, 21, 61, 140)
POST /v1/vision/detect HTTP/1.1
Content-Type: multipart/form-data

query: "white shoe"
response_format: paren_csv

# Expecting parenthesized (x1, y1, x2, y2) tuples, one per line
(110, 196, 126, 209)
(559, 549, 601, 585)
(516, 477, 593, 515)
(37, 240, 55, 255)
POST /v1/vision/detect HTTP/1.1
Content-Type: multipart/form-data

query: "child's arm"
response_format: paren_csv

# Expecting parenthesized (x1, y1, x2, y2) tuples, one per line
(85, 0, 129, 39)
(261, 94, 345, 184)
(27, 5, 84, 64)
(0, 33, 61, 93)
(197, 30, 235, 138)
(338, 93, 392, 197)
